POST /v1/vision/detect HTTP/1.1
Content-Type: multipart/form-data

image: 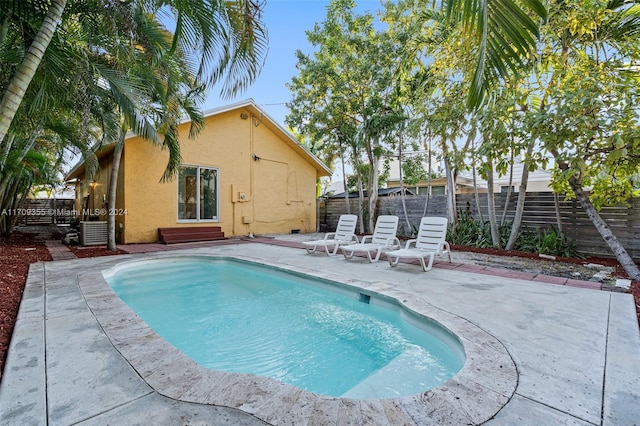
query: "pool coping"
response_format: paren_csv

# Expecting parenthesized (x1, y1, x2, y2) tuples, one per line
(79, 253, 518, 425)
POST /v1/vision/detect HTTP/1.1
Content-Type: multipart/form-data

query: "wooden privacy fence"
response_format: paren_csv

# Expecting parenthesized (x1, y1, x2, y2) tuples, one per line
(15, 198, 76, 225)
(319, 192, 640, 261)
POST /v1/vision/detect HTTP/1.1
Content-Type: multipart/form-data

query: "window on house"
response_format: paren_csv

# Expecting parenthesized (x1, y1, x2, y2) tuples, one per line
(431, 186, 446, 195)
(501, 185, 515, 194)
(178, 166, 219, 221)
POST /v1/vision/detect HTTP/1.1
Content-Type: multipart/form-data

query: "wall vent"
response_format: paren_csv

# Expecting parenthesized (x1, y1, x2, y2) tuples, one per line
(80, 221, 108, 246)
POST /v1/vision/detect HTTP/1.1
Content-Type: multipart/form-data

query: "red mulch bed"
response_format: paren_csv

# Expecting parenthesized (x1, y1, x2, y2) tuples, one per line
(0, 233, 126, 381)
(1, 233, 639, 383)
(69, 245, 129, 258)
(0, 232, 52, 382)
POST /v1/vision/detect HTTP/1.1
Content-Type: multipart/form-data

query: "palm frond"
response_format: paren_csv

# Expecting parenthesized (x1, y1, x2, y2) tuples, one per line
(602, 4, 640, 41)
(215, 0, 269, 98)
(445, 0, 546, 108)
(158, 124, 182, 182)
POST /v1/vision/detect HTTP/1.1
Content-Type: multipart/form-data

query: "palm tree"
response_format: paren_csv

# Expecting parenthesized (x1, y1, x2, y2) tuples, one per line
(444, 0, 547, 108)
(0, 115, 73, 234)
(1, 1, 267, 246)
(101, 0, 268, 250)
(0, 0, 267, 149)
(0, 150, 50, 234)
(0, 47, 100, 235)
(449, 0, 640, 280)
(0, 0, 67, 148)
(356, 110, 407, 232)
(103, 9, 206, 250)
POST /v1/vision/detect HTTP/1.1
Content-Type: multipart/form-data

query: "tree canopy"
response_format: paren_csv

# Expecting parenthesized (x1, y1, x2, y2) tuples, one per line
(287, 0, 640, 279)
(0, 0, 268, 235)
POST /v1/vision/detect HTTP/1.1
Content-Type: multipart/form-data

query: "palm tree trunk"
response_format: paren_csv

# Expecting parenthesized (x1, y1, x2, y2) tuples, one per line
(0, 179, 19, 235)
(486, 159, 501, 248)
(339, 141, 350, 214)
(0, 128, 42, 196)
(505, 184, 527, 251)
(1, 177, 26, 235)
(397, 137, 411, 233)
(8, 184, 30, 232)
(500, 147, 515, 224)
(107, 130, 126, 251)
(422, 138, 433, 217)
(0, 0, 67, 147)
(444, 156, 457, 224)
(0, 134, 14, 168)
(471, 138, 484, 223)
(506, 139, 535, 250)
(356, 173, 365, 234)
(350, 152, 365, 234)
(367, 156, 379, 233)
(569, 178, 640, 280)
(553, 192, 564, 235)
(0, 18, 9, 43)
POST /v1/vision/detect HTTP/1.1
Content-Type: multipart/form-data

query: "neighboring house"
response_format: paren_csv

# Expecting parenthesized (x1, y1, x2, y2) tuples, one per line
(321, 180, 346, 197)
(386, 176, 480, 196)
(65, 99, 332, 243)
(491, 159, 553, 193)
(329, 187, 417, 199)
(386, 156, 552, 195)
(385, 157, 481, 196)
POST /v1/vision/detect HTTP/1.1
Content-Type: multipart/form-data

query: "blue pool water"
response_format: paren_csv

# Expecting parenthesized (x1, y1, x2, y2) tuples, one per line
(104, 257, 465, 398)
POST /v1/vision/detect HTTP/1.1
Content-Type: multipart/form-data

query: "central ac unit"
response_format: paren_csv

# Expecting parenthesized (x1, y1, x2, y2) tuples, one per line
(80, 221, 108, 246)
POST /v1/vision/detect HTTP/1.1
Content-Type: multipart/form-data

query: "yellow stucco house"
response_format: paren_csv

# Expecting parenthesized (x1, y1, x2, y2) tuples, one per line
(66, 100, 332, 244)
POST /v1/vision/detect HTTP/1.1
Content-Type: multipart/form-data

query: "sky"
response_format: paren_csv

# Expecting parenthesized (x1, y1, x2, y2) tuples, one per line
(203, 0, 383, 126)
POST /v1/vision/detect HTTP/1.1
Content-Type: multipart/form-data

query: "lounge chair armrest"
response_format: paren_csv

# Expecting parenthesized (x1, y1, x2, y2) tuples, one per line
(324, 232, 336, 241)
(404, 239, 417, 249)
(386, 237, 401, 249)
(361, 235, 373, 244)
(337, 234, 358, 243)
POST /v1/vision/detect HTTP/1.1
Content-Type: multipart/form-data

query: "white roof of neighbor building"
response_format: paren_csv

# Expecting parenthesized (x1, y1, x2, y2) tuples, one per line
(386, 153, 551, 190)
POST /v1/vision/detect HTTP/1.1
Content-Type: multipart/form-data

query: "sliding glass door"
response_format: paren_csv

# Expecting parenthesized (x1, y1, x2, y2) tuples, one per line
(178, 166, 218, 221)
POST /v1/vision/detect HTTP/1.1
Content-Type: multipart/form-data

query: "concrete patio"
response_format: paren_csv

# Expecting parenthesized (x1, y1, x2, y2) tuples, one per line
(1, 238, 639, 425)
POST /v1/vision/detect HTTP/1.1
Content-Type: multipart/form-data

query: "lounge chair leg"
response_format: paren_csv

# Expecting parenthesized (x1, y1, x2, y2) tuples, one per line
(425, 254, 435, 271)
(365, 250, 376, 263)
(388, 256, 399, 267)
(418, 254, 435, 272)
(419, 257, 428, 271)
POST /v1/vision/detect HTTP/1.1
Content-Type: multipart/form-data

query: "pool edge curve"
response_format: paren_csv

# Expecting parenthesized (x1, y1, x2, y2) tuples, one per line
(79, 254, 518, 425)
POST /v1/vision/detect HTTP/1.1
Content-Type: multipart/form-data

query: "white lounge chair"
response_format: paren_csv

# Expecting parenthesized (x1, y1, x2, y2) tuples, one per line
(303, 214, 359, 256)
(340, 215, 400, 263)
(386, 217, 452, 272)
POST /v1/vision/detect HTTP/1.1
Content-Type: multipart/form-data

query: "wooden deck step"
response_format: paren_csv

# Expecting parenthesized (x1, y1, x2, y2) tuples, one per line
(158, 226, 226, 244)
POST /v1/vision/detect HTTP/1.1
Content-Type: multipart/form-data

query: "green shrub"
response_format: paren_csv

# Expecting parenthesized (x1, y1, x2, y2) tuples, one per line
(447, 210, 484, 246)
(516, 226, 579, 258)
(448, 210, 579, 258)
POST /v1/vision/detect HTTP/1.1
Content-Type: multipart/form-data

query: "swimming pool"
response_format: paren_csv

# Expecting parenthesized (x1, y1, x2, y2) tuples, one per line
(104, 256, 465, 399)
